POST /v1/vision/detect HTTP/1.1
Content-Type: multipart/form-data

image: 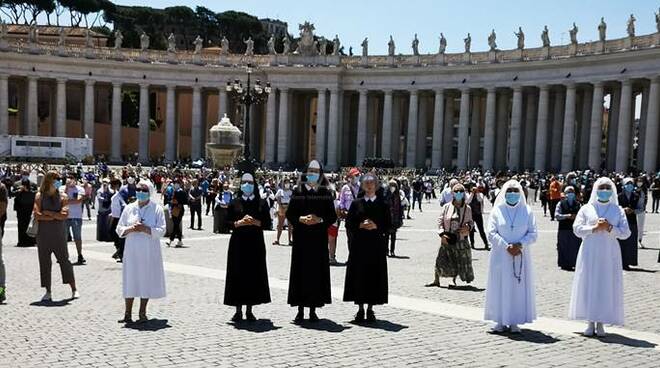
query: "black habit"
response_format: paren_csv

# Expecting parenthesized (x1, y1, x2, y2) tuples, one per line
(286, 185, 337, 307)
(556, 198, 581, 270)
(343, 197, 391, 305)
(223, 196, 272, 306)
(14, 189, 36, 247)
(618, 191, 639, 268)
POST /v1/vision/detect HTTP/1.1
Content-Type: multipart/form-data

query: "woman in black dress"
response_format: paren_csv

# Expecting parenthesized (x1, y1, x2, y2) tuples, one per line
(224, 173, 272, 322)
(286, 160, 337, 322)
(555, 186, 581, 270)
(344, 173, 391, 322)
(14, 178, 36, 247)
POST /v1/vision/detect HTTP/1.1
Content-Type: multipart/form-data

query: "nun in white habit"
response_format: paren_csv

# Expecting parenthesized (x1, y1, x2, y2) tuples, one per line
(116, 179, 167, 324)
(484, 179, 538, 333)
(568, 177, 630, 337)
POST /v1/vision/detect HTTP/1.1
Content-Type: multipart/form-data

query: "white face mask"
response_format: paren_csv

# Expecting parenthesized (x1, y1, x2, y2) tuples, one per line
(127, 177, 135, 185)
(284, 183, 290, 189)
(389, 186, 396, 193)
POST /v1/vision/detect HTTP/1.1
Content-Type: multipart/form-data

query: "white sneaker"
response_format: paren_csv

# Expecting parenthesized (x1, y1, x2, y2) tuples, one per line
(595, 322, 606, 337)
(491, 323, 505, 333)
(72, 290, 80, 300)
(41, 291, 52, 302)
(509, 324, 521, 333)
(584, 322, 595, 337)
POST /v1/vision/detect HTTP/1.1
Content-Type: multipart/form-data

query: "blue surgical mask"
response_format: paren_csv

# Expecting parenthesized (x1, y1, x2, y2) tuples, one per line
(505, 192, 520, 205)
(454, 192, 464, 201)
(53, 180, 62, 190)
(624, 183, 634, 193)
(136, 191, 150, 202)
(566, 192, 576, 201)
(241, 183, 254, 195)
(307, 173, 320, 183)
(596, 190, 612, 202)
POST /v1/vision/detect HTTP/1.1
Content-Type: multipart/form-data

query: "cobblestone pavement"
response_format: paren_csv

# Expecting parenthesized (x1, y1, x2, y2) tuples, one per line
(1, 197, 659, 367)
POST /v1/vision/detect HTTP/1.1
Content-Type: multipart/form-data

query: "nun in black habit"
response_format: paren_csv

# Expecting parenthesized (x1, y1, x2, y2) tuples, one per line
(224, 173, 272, 322)
(344, 172, 391, 322)
(286, 160, 337, 322)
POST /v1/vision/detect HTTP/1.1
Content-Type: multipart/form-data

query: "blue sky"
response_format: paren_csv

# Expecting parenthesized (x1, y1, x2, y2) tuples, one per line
(110, 0, 660, 54)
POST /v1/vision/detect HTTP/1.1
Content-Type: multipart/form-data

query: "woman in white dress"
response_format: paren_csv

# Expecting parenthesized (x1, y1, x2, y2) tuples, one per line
(116, 180, 167, 324)
(568, 177, 630, 337)
(484, 179, 538, 333)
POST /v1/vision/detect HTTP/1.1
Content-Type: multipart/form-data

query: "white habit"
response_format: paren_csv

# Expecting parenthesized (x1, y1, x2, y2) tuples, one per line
(116, 200, 167, 299)
(568, 177, 630, 325)
(484, 180, 538, 326)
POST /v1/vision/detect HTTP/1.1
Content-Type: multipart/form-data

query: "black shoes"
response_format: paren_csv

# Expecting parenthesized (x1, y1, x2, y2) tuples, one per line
(231, 311, 243, 322)
(366, 310, 376, 322)
(245, 311, 256, 321)
(353, 310, 365, 323)
(308, 310, 319, 322)
(75, 256, 86, 265)
(294, 311, 304, 323)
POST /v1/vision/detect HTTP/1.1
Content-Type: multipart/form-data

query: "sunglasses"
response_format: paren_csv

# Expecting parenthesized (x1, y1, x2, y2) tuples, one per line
(136, 188, 149, 192)
(453, 189, 465, 193)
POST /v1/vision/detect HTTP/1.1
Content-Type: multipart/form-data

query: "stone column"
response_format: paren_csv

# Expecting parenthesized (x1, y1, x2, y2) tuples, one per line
(456, 88, 471, 169)
(643, 77, 660, 172)
(381, 89, 394, 160)
(356, 89, 368, 165)
(508, 86, 523, 171)
(442, 93, 455, 167)
(277, 87, 289, 163)
(190, 86, 203, 159)
(315, 88, 327, 164)
(588, 82, 604, 170)
(495, 92, 509, 169)
(138, 83, 150, 163)
(483, 88, 497, 170)
(55, 78, 67, 137)
(326, 89, 340, 169)
(579, 86, 593, 168)
(265, 91, 277, 163)
(469, 93, 481, 167)
(217, 88, 227, 122)
(110, 82, 122, 162)
(431, 89, 445, 168)
(0, 75, 7, 135)
(523, 91, 537, 168)
(534, 85, 550, 171)
(616, 79, 633, 172)
(83, 79, 95, 140)
(560, 83, 577, 172)
(606, 85, 621, 170)
(406, 89, 419, 167)
(165, 84, 176, 162)
(550, 88, 565, 169)
(26, 76, 38, 136)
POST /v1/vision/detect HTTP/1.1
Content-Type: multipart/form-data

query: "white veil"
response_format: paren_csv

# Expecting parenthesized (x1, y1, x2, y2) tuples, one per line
(587, 176, 619, 206)
(137, 178, 159, 203)
(493, 179, 527, 208)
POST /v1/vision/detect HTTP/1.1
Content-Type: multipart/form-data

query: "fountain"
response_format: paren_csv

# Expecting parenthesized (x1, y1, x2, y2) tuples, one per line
(205, 114, 243, 169)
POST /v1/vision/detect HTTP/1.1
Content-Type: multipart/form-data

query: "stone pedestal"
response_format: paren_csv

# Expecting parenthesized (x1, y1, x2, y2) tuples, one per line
(569, 43, 577, 56)
(113, 50, 125, 61)
(435, 53, 446, 65)
(84, 47, 95, 59)
(166, 51, 177, 64)
(594, 40, 605, 53)
(411, 55, 421, 66)
(541, 46, 550, 60)
(512, 49, 523, 61)
(325, 55, 340, 66)
(218, 54, 229, 66)
(462, 52, 471, 64)
(27, 43, 40, 54)
(655, 33, 660, 47)
(192, 54, 203, 65)
(387, 56, 396, 67)
(488, 50, 498, 63)
(57, 45, 67, 56)
(275, 55, 290, 66)
(360, 55, 368, 67)
(623, 36, 634, 49)
(138, 50, 150, 63)
(0, 40, 10, 52)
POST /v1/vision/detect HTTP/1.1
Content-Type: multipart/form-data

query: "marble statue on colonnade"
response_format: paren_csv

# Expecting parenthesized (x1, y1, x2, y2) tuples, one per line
(140, 32, 150, 51)
(412, 34, 419, 55)
(193, 36, 203, 54)
(541, 25, 550, 47)
(598, 17, 607, 41)
(514, 27, 524, 49)
(57, 27, 66, 47)
(361, 37, 368, 56)
(388, 35, 395, 56)
(167, 33, 176, 52)
(85, 29, 94, 48)
(438, 33, 447, 54)
(267, 35, 276, 55)
(332, 35, 340, 55)
(282, 35, 291, 55)
(488, 29, 497, 51)
(463, 33, 471, 53)
(627, 14, 636, 37)
(655, 8, 660, 33)
(569, 23, 578, 44)
(295, 21, 318, 56)
(220, 36, 229, 55)
(114, 30, 123, 49)
(0, 21, 7, 50)
(319, 37, 328, 56)
(28, 24, 38, 44)
(244, 37, 254, 56)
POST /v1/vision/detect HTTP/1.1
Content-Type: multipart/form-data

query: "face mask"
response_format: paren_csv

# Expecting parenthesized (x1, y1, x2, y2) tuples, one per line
(566, 192, 576, 201)
(136, 191, 150, 202)
(389, 186, 396, 193)
(241, 183, 254, 195)
(53, 180, 62, 190)
(505, 192, 520, 206)
(307, 173, 320, 183)
(624, 183, 634, 192)
(454, 192, 464, 201)
(284, 184, 290, 189)
(596, 190, 612, 202)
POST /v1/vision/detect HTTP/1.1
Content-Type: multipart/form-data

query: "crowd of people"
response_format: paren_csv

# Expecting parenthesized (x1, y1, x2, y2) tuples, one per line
(0, 160, 658, 337)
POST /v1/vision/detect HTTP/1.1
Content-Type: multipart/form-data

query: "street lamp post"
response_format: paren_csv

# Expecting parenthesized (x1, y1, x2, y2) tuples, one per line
(226, 64, 271, 172)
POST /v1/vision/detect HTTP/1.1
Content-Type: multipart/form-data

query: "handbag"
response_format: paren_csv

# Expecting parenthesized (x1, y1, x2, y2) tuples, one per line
(26, 216, 38, 238)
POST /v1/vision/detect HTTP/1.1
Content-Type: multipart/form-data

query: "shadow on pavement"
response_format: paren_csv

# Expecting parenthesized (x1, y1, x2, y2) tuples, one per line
(388, 255, 411, 260)
(445, 285, 486, 292)
(625, 268, 657, 273)
(349, 319, 409, 332)
(124, 318, 171, 331)
(228, 319, 282, 333)
(293, 319, 350, 333)
(330, 262, 347, 267)
(502, 329, 560, 344)
(29, 299, 70, 307)
(595, 333, 657, 348)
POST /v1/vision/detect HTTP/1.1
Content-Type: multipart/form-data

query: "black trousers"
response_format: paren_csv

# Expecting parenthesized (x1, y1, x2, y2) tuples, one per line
(549, 199, 560, 220)
(171, 215, 183, 241)
(388, 231, 397, 254)
(413, 192, 423, 211)
(109, 217, 125, 259)
(190, 205, 202, 229)
(469, 213, 489, 248)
